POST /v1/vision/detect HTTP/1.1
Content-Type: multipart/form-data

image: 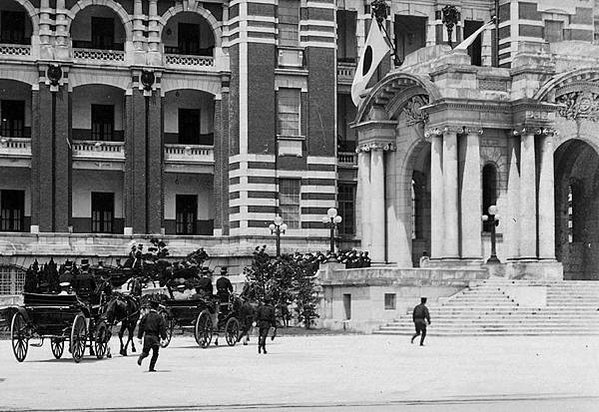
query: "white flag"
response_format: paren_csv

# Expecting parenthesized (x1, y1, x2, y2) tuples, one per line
(454, 20, 495, 51)
(351, 18, 391, 107)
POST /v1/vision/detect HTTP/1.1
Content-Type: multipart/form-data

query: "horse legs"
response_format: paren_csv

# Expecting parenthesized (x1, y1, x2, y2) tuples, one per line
(129, 324, 137, 353)
(119, 325, 127, 356)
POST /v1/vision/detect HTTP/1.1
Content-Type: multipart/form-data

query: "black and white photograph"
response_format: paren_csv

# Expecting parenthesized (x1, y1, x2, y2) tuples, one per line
(0, 0, 598, 410)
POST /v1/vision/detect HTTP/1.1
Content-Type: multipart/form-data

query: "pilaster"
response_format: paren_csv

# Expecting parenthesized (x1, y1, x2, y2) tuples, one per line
(460, 129, 482, 259)
(519, 131, 537, 259)
(442, 128, 459, 258)
(537, 128, 557, 260)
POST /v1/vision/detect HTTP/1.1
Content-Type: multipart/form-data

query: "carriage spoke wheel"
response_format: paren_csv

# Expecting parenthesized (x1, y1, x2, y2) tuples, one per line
(225, 318, 240, 347)
(194, 310, 213, 348)
(51, 339, 64, 359)
(159, 309, 173, 348)
(70, 314, 88, 363)
(11, 312, 29, 362)
(94, 322, 108, 359)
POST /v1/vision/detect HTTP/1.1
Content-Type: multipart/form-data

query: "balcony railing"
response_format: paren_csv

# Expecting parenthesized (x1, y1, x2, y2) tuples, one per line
(0, 137, 31, 157)
(337, 62, 356, 84)
(0, 43, 31, 57)
(338, 151, 357, 166)
(164, 144, 214, 163)
(72, 140, 125, 160)
(165, 54, 215, 68)
(73, 48, 125, 63)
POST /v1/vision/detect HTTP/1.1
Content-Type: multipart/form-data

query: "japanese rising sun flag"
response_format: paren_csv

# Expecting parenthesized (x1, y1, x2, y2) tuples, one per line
(351, 18, 392, 107)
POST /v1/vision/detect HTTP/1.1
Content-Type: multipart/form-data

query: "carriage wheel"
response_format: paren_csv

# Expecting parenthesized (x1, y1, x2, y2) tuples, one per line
(159, 309, 173, 348)
(225, 317, 240, 347)
(51, 339, 64, 359)
(70, 314, 88, 363)
(94, 322, 108, 359)
(194, 310, 213, 348)
(11, 312, 29, 362)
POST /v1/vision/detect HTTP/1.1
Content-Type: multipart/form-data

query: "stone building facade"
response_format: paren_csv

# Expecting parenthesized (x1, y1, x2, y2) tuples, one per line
(0, 0, 599, 288)
(353, 0, 599, 281)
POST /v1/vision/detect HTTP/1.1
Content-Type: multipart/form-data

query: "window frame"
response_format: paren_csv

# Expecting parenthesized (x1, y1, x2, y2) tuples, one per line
(384, 293, 396, 310)
(91, 192, 114, 233)
(0, 190, 25, 232)
(277, 88, 301, 137)
(278, 178, 301, 229)
(176, 194, 198, 235)
(91, 104, 115, 141)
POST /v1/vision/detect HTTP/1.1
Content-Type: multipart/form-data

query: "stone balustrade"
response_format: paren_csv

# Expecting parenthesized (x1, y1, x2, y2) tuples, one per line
(0, 138, 31, 157)
(337, 151, 357, 166)
(337, 62, 356, 84)
(165, 54, 215, 68)
(0, 43, 31, 58)
(72, 140, 125, 160)
(164, 144, 214, 163)
(73, 48, 125, 63)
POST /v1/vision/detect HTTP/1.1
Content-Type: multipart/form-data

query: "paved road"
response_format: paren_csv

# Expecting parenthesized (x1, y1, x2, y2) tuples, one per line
(0, 334, 597, 411)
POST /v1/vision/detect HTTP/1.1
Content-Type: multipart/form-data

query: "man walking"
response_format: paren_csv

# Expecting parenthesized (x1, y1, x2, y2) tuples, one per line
(256, 296, 277, 354)
(411, 297, 431, 346)
(137, 300, 167, 372)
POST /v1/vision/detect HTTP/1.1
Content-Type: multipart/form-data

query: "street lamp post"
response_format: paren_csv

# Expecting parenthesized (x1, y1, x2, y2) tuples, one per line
(269, 216, 287, 257)
(482, 205, 501, 264)
(322, 207, 342, 255)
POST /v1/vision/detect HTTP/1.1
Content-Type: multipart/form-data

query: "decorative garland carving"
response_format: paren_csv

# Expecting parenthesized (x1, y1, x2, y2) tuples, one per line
(555, 91, 599, 121)
(356, 142, 396, 153)
(401, 95, 429, 126)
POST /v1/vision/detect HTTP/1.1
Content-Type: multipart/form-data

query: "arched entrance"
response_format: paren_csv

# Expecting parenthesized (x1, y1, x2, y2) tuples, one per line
(554, 139, 599, 279)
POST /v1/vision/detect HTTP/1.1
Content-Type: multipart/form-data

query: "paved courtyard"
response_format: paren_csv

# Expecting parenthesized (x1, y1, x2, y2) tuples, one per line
(0, 333, 598, 411)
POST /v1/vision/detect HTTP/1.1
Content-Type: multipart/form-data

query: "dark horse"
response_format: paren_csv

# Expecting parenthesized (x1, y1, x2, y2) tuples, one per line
(104, 292, 141, 356)
(234, 294, 259, 345)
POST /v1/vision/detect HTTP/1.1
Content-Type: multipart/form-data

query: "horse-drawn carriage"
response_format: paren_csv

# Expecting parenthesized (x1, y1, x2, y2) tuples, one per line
(10, 292, 110, 363)
(158, 294, 241, 348)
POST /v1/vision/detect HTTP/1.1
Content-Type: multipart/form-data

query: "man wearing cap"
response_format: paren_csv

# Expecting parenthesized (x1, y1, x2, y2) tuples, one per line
(137, 300, 168, 372)
(255, 296, 277, 354)
(411, 297, 431, 346)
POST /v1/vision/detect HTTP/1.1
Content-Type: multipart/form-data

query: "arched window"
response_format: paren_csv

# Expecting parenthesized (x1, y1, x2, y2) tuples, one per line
(482, 164, 497, 232)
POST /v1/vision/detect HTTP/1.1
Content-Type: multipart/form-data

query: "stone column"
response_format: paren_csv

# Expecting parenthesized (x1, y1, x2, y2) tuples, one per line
(430, 133, 444, 258)
(358, 150, 371, 253)
(146, 92, 163, 234)
(148, 0, 160, 53)
(506, 135, 521, 259)
(460, 131, 482, 259)
(520, 132, 537, 259)
(538, 132, 556, 260)
(132, 0, 144, 51)
(443, 129, 459, 258)
(370, 147, 386, 263)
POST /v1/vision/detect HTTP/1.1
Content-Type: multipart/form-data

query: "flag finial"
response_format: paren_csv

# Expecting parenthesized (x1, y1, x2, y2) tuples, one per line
(371, 0, 388, 24)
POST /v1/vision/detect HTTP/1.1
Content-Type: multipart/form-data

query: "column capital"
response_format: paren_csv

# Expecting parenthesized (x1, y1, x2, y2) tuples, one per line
(511, 126, 559, 137)
(356, 142, 396, 153)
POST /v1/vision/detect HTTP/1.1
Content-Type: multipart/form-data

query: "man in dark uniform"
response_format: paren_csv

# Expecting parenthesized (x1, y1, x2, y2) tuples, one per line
(137, 300, 168, 372)
(216, 267, 233, 303)
(76, 259, 97, 300)
(256, 296, 277, 354)
(196, 267, 213, 296)
(411, 297, 431, 346)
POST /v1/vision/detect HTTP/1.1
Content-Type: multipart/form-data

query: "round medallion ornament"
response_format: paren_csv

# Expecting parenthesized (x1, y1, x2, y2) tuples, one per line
(47, 65, 62, 86)
(140, 70, 155, 91)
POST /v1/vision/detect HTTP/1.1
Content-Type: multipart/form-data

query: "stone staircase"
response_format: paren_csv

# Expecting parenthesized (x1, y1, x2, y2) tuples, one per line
(374, 279, 599, 336)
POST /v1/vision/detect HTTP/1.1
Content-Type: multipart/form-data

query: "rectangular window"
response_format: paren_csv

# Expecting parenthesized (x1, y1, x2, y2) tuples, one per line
(91, 17, 114, 50)
(178, 109, 201, 144)
(545, 20, 564, 43)
(1, 11, 26, 44)
(277, 88, 301, 137)
(91, 192, 114, 233)
(338, 183, 355, 235)
(91, 104, 114, 141)
(343, 293, 351, 320)
(384, 293, 396, 310)
(394, 15, 427, 63)
(278, 0, 299, 46)
(464, 20, 483, 66)
(337, 10, 357, 62)
(178, 23, 202, 55)
(279, 178, 300, 229)
(0, 190, 24, 232)
(0, 100, 25, 137)
(176, 194, 197, 235)
(337, 94, 357, 152)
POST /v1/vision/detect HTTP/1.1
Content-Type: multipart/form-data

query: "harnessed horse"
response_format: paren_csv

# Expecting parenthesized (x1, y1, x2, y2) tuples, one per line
(104, 292, 141, 356)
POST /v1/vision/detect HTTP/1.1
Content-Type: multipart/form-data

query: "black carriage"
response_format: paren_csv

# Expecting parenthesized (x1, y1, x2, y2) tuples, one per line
(159, 295, 240, 349)
(10, 292, 110, 363)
